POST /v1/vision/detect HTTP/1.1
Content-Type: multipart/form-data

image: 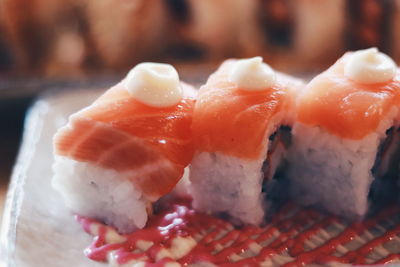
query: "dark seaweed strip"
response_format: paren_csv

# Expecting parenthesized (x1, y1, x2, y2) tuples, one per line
(369, 127, 400, 214)
(262, 126, 292, 219)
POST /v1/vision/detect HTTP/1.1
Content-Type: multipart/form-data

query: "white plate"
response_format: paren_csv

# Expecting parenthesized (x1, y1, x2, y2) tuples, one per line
(2, 87, 398, 267)
(0, 89, 106, 267)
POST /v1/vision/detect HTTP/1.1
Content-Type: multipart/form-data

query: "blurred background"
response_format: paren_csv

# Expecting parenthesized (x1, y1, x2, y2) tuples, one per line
(0, 0, 400, 218)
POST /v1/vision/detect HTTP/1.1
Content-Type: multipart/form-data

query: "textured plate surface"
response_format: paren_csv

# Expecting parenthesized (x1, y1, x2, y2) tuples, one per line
(2, 87, 400, 267)
(0, 88, 104, 267)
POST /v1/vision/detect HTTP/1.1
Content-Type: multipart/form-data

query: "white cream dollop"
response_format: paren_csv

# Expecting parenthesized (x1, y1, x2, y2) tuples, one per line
(344, 48, 397, 84)
(228, 57, 276, 90)
(125, 62, 182, 107)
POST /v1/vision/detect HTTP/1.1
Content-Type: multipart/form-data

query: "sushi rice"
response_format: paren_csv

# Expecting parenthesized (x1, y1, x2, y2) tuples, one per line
(53, 156, 151, 232)
(288, 106, 400, 220)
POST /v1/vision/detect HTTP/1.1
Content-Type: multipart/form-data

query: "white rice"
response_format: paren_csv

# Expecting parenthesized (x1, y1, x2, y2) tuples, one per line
(52, 156, 149, 233)
(188, 100, 293, 226)
(287, 107, 400, 220)
(189, 152, 265, 225)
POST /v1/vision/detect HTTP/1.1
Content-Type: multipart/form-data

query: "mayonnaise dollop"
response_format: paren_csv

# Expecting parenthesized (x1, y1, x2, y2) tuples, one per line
(344, 48, 397, 84)
(228, 57, 276, 90)
(125, 63, 182, 107)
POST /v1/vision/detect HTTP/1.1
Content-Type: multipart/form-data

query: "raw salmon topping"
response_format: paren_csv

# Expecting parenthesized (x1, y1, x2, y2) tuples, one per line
(193, 60, 296, 159)
(54, 82, 195, 199)
(78, 83, 195, 167)
(297, 53, 400, 139)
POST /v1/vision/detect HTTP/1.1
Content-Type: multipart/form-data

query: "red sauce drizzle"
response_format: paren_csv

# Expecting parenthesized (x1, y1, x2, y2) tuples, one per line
(77, 199, 400, 266)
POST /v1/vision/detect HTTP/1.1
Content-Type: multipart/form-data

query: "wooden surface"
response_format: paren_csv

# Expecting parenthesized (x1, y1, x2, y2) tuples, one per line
(0, 182, 7, 225)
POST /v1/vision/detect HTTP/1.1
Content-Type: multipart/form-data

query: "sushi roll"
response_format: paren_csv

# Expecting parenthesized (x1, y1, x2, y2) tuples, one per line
(166, 0, 264, 59)
(292, 0, 346, 65)
(260, 0, 293, 47)
(85, 0, 169, 69)
(288, 48, 400, 220)
(52, 63, 196, 233)
(391, 0, 400, 63)
(346, 0, 390, 51)
(1, 0, 88, 72)
(189, 57, 304, 225)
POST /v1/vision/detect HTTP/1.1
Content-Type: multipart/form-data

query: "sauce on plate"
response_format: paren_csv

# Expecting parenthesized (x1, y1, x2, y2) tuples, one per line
(77, 199, 400, 266)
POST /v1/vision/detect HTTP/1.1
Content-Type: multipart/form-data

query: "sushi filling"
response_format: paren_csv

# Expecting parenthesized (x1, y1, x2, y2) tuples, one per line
(369, 127, 400, 212)
(262, 126, 291, 214)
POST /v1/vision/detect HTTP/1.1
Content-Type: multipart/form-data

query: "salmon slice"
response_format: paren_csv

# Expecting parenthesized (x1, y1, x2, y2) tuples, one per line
(192, 59, 299, 159)
(54, 82, 196, 200)
(297, 53, 400, 139)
